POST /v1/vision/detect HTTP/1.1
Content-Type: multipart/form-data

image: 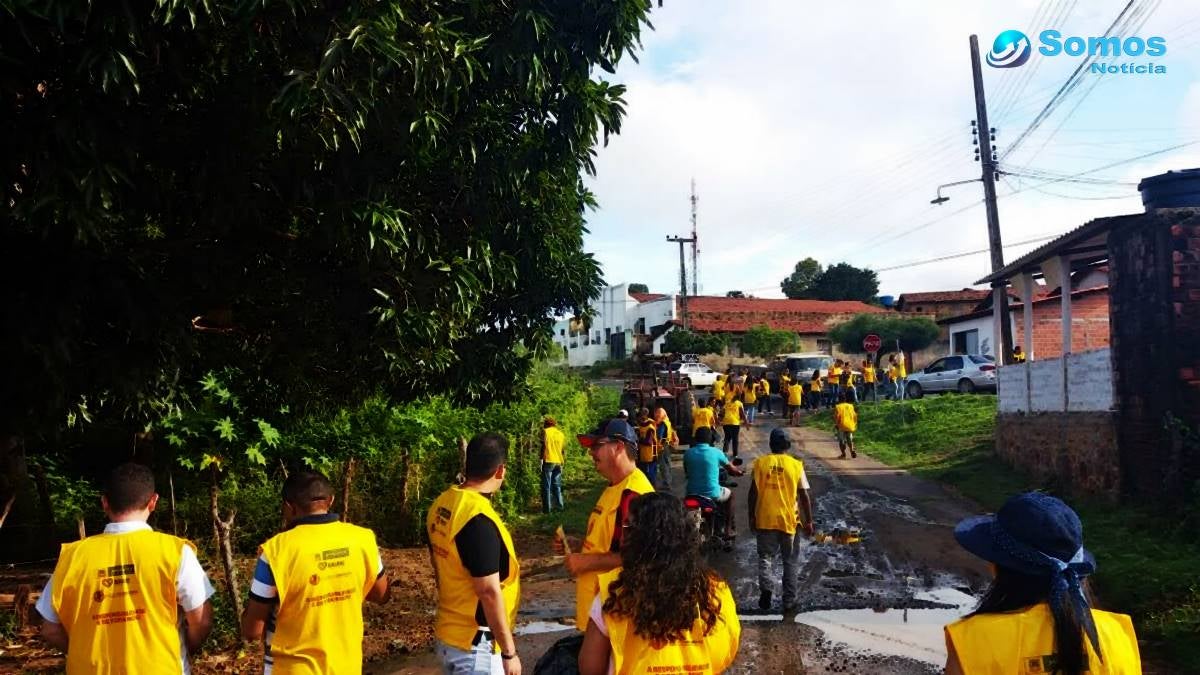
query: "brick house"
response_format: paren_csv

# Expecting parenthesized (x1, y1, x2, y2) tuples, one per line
(975, 168, 1200, 502)
(677, 296, 887, 357)
(894, 289, 991, 319)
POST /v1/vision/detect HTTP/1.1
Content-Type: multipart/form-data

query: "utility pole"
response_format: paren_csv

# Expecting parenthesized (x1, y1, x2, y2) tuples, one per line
(690, 179, 699, 296)
(970, 34, 1013, 365)
(667, 235, 695, 330)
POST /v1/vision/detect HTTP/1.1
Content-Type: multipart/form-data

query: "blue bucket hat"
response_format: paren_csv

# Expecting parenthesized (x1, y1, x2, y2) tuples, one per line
(955, 492, 1101, 657)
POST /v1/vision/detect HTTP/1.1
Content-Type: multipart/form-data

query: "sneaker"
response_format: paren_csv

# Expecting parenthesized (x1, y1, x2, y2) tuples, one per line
(851, 449, 858, 458)
(759, 590, 772, 611)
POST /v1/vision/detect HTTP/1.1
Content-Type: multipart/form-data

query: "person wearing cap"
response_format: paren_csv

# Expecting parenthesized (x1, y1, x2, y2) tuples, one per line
(541, 416, 566, 514)
(423, 434, 522, 675)
(617, 409, 630, 421)
(748, 428, 813, 612)
(944, 492, 1141, 675)
(561, 417, 655, 631)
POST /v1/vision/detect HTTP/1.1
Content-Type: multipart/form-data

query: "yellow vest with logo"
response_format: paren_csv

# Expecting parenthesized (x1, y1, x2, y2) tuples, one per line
(543, 426, 566, 464)
(752, 454, 805, 535)
(576, 470, 654, 629)
(720, 400, 743, 426)
(261, 520, 380, 674)
(427, 487, 521, 652)
(637, 421, 660, 463)
(946, 602, 1141, 674)
(598, 570, 741, 675)
(51, 529, 188, 675)
(691, 407, 714, 433)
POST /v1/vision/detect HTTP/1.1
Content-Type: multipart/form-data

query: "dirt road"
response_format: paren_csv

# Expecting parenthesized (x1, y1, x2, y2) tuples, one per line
(374, 413, 993, 674)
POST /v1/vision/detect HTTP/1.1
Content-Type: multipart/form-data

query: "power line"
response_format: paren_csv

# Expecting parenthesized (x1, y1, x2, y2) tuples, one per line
(1001, 0, 1140, 161)
(874, 233, 1065, 273)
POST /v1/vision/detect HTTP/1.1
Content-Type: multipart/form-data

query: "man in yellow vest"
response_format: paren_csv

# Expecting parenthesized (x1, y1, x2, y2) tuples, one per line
(748, 429, 813, 613)
(560, 417, 654, 630)
(861, 359, 878, 403)
(834, 391, 858, 459)
(241, 470, 390, 674)
(541, 416, 566, 514)
(36, 462, 215, 674)
(424, 433, 522, 675)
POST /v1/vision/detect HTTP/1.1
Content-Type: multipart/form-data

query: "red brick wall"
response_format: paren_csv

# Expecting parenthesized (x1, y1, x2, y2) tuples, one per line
(1010, 290, 1110, 358)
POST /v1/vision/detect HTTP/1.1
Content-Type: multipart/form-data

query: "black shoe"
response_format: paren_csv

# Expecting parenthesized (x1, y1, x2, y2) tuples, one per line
(759, 590, 772, 611)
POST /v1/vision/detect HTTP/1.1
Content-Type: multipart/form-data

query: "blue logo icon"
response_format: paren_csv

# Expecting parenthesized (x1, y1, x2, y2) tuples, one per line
(987, 30, 1032, 68)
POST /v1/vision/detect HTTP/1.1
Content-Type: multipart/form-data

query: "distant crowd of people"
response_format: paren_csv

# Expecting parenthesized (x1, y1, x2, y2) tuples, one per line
(35, 395, 1142, 675)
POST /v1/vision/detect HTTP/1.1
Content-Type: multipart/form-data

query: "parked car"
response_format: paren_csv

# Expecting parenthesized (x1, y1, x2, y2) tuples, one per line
(905, 354, 997, 397)
(765, 353, 859, 386)
(663, 361, 720, 388)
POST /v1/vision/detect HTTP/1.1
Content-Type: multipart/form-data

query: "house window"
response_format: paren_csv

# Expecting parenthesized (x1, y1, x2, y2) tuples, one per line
(560, 329, 565, 337)
(635, 318, 647, 335)
(595, 330, 601, 343)
(952, 329, 979, 355)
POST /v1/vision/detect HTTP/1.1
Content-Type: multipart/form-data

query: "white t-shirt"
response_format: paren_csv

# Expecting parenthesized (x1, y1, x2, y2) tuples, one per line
(35, 521, 216, 675)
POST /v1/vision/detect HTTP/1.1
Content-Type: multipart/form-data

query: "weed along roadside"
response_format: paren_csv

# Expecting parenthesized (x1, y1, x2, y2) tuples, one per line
(808, 396, 1200, 671)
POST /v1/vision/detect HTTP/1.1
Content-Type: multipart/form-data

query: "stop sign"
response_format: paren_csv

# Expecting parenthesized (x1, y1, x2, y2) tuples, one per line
(863, 334, 882, 353)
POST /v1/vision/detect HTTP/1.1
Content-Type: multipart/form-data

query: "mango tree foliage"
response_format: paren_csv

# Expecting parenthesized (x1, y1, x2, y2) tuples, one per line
(1, 0, 657, 446)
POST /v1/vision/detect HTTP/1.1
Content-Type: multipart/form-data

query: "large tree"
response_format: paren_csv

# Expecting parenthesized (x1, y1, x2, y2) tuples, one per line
(807, 263, 880, 302)
(781, 258, 823, 299)
(1, 1, 655, 448)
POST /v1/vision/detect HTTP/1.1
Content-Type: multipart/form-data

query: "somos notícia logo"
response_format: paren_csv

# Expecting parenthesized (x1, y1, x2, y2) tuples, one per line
(987, 30, 1032, 68)
(987, 29, 1167, 74)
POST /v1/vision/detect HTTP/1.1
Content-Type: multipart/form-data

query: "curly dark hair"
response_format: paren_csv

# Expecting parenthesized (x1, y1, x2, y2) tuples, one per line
(601, 492, 724, 643)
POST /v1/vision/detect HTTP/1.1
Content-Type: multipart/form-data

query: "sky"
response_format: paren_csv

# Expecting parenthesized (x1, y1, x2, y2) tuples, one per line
(582, 0, 1200, 299)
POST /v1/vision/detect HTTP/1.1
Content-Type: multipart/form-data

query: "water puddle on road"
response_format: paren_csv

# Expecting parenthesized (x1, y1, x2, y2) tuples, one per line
(514, 620, 574, 636)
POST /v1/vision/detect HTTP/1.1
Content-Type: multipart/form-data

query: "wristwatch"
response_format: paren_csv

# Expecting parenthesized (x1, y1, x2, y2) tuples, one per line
(501, 652, 518, 661)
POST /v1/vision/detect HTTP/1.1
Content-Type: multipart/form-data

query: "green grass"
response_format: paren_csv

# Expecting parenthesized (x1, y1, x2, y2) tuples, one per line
(810, 395, 1200, 670)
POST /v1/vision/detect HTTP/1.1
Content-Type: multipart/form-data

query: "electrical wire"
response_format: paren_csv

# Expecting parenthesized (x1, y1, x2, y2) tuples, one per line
(874, 233, 1065, 273)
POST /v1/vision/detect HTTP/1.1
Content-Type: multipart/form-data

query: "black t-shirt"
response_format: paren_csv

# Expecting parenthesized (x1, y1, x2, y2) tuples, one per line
(455, 514, 509, 627)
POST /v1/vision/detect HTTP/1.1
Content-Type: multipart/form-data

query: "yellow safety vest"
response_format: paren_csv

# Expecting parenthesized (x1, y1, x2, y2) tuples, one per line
(789, 384, 805, 404)
(897, 357, 908, 378)
(50, 529, 189, 675)
(760, 380, 771, 395)
(576, 470, 654, 629)
(752, 454, 805, 535)
(261, 519, 381, 673)
(946, 602, 1141, 674)
(543, 426, 566, 464)
(691, 407, 715, 433)
(428, 487, 521, 652)
(743, 386, 758, 404)
(830, 367, 841, 383)
(863, 366, 876, 383)
(807, 379, 821, 393)
(598, 569, 741, 675)
(712, 380, 725, 399)
(659, 417, 679, 446)
(637, 421, 660, 463)
(834, 403, 857, 432)
(720, 400, 743, 426)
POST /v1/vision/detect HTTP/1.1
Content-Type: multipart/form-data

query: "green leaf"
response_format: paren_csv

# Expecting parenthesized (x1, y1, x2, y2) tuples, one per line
(214, 417, 237, 441)
(245, 442, 267, 465)
(256, 419, 281, 447)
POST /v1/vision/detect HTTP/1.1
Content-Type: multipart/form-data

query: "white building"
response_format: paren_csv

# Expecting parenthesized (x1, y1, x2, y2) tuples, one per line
(551, 284, 678, 367)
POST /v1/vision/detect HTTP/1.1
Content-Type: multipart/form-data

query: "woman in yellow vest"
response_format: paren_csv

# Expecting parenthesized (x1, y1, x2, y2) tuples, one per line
(635, 408, 661, 486)
(945, 492, 1141, 675)
(579, 493, 740, 675)
(742, 377, 758, 425)
(653, 407, 679, 491)
(711, 375, 725, 402)
(720, 392, 746, 458)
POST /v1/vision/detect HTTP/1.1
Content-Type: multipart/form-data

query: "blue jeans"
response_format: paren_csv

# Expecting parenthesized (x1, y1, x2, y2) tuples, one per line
(541, 463, 563, 513)
(638, 460, 657, 486)
(437, 638, 502, 674)
(896, 377, 906, 400)
(746, 406, 757, 424)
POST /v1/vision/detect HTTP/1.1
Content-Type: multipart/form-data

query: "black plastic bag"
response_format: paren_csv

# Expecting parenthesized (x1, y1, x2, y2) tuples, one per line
(532, 634, 583, 675)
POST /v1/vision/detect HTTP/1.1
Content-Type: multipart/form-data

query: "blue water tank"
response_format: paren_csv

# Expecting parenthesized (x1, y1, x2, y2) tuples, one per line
(1138, 168, 1200, 210)
(878, 295, 895, 308)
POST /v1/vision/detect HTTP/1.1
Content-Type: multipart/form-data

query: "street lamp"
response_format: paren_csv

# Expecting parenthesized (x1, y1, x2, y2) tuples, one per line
(931, 178, 982, 205)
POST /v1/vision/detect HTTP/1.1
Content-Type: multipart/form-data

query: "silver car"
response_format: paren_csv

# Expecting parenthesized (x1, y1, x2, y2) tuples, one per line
(905, 354, 997, 397)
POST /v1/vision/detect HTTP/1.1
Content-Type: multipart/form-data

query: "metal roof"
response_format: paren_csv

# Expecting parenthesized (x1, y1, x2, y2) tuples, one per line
(975, 213, 1141, 285)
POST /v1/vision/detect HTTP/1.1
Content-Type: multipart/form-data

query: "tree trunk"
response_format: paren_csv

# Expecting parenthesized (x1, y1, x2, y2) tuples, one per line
(209, 470, 243, 618)
(340, 457, 355, 523)
(0, 492, 15, 529)
(31, 461, 55, 528)
(76, 516, 86, 540)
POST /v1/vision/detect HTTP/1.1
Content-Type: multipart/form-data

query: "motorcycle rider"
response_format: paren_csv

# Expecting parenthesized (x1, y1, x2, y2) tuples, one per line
(682, 427, 744, 540)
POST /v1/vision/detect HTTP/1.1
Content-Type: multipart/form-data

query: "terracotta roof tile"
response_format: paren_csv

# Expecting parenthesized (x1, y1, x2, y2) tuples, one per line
(629, 292, 668, 303)
(675, 295, 885, 334)
(897, 289, 991, 304)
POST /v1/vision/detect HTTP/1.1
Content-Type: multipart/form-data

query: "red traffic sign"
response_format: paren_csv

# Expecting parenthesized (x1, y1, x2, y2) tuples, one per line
(863, 334, 882, 353)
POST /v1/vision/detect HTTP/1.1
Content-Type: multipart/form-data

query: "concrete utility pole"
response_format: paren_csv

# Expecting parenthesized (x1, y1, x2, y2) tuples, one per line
(970, 34, 1014, 365)
(667, 235, 695, 330)
(690, 179, 699, 296)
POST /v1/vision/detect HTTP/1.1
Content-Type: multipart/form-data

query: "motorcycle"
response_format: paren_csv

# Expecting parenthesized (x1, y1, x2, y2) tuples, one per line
(683, 456, 743, 553)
